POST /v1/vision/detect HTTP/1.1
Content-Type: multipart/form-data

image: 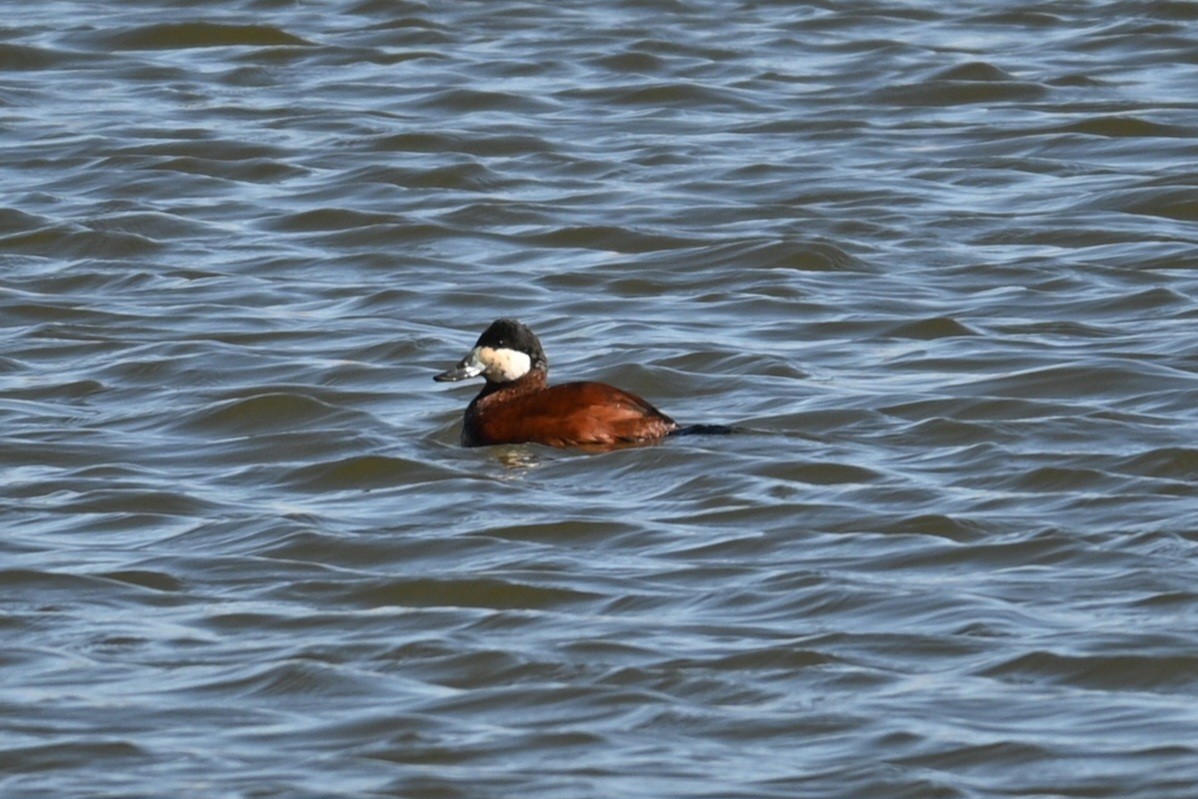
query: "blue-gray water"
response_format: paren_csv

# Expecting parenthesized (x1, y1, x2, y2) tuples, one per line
(3, 2, 1198, 797)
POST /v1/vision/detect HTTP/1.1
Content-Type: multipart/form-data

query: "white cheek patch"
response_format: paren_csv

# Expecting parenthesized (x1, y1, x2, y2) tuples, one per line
(476, 346, 532, 382)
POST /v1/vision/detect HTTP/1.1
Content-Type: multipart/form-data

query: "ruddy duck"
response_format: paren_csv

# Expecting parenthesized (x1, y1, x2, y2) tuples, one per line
(434, 318, 683, 448)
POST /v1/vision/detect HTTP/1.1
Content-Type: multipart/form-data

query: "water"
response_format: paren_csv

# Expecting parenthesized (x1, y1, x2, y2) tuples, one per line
(3, 1, 1198, 797)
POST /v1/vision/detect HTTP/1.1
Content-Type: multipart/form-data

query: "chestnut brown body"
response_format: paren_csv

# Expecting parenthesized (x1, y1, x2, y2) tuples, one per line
(462, 370, 677, 448)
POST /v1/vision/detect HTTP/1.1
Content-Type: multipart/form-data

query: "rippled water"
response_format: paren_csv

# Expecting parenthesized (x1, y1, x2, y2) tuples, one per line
(3, 1, 1198, 797)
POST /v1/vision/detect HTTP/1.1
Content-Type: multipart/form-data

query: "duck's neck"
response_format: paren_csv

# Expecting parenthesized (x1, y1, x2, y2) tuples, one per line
(474, 368, 549, 402)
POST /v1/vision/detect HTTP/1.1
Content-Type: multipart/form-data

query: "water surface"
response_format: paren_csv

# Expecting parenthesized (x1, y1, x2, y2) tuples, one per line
(3, 1, 1198, 797)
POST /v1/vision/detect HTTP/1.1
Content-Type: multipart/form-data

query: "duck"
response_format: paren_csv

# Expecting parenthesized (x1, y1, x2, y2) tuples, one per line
(434, 318, 690, 448)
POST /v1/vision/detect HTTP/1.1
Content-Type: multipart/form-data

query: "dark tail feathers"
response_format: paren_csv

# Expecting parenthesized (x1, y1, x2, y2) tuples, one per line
(671, 423, 739, 437)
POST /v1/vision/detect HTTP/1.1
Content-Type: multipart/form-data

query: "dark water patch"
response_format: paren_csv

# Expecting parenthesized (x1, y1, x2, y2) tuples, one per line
(368, 131, 464, 153)
(0, 567, 109, 596)
(950, 361, 1192, 402)
(877, 513, 991, 543)
(591, 50, 669, 75)
(887, 316, 978, 339)
(437, 200, 558, 230)
(284, 218, 460, 248)
(96, 569, 186, 593)
(415, 87, 557, 114)
(980, 650, 1198, 694)
(51, 488, 221, 519)
(286, 454, 449, 491)
(0, 429, 132, 473)
(348, 161, 506, 192)
(265, 207, 398, 232)
(1132, 590, 1198, 610)
(97, 22, 315, 51)
(1097, 186, 1198, 223)
(370, 131, 556, 157)
(388, 644, 556, 691)
(891, 739, 1057, 774)
(879, 73, 1048, 106)
(0, 740, 149, 773)
(617, 30, 744, 62)
(1148, 0, 1198, 21)
(0, 224, 162, 260)
(357, 12, 452, 35)
(99, 348, 250, 389)
(560, 638, 661, 664)
(117, 137, 293, 162)
(1083, 286, 1191, 314)
(933, 62, 1018, 83)
(411, 679, 666, 729)
(561, 81, 760, 111)
(664, 646, 833, 674)
(526, 225, 696, 253)
(1049, 73, 1116, 89)
(322, 575, 600, 611)
(144, 155, 303, 183)
(250, 526, 497, 570)
(872, 529, 1081, 571)
(1079, 19, 1195, 52)
(473, 518, 642, 544)
(967, 9, 1066, 27)
(598, 671, 784, 715)
(1116, 447, 1198, 481)
(0, 207, 53, 233)
(183, 392, 358, 434)
(0, 43, 64, 71)
(1049, 116, 1193, 139)
(188, 658, 387, 700)
(1001, 464, 1123, 493)
(993, 319, 1114, 339)
(85, 211, 216, 241)
(754, 459, 882, 486)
